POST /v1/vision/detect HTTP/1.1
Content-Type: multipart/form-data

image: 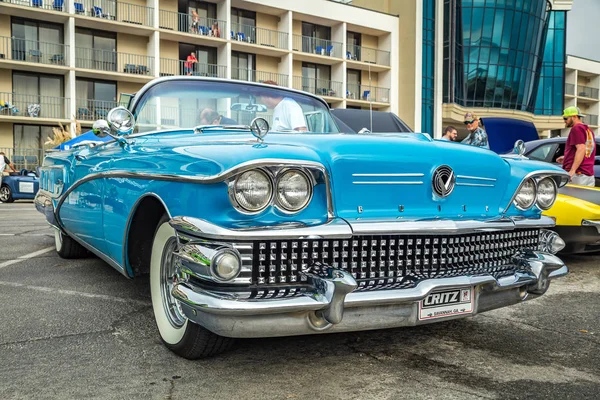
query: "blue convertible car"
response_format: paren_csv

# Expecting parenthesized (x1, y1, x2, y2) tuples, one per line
(36, 77, 570, 359)
(1, 170, 39, 203)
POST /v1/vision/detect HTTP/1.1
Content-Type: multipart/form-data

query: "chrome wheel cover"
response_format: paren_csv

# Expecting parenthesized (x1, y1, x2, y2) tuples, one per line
(0, 186, 10, 202)
(160, 237, 186, 328)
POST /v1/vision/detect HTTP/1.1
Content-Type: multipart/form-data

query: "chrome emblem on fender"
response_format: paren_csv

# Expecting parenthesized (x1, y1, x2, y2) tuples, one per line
(432, 165, 455, 197)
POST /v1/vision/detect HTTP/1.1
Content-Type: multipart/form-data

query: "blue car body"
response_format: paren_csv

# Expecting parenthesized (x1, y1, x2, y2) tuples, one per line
(1, 171, 39, 202)
(34, 77, 572, 358)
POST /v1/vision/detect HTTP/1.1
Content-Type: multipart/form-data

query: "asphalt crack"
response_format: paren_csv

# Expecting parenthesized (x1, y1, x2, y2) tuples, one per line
(0, 328, 114, 347)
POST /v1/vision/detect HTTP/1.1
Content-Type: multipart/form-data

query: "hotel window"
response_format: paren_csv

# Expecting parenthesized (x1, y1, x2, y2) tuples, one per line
(12, 72, 64, 119)
(76, 79, 117, 120)
(347, 69, 361, 99)
(11, 17, 64, 63)
(231, 51, 256, 81)
(75, 28, 116, 71)
(300, 22, 331, 53)
(302, 62, 331, 96)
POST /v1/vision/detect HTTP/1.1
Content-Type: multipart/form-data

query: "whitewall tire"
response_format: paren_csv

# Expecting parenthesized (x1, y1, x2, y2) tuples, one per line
(54, 229, 88, 259)
(150, 216, 235, 359)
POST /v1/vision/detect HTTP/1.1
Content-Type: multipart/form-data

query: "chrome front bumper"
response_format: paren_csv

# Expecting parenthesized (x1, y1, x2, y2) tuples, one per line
(169, 216, 568, 339)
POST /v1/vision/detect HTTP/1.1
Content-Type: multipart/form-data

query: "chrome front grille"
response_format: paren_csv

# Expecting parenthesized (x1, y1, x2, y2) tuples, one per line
(253, 229, 540, 290)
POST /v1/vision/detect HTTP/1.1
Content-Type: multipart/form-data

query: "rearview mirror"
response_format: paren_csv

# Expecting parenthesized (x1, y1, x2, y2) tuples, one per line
(230, 103, 268, 113)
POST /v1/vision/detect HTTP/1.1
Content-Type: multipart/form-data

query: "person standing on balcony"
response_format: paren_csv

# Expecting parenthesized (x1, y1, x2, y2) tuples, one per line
(191, 10, 199, 34)
(556, 106, 596, 186)
(211, 22, 221, 38)
(184, 52, 197, 76)
(461, 111, 489, 149)
(0, 151, 17, 192)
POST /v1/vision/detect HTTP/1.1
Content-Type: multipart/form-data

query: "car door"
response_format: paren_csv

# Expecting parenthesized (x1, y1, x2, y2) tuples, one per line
(58, 144, 116, 256)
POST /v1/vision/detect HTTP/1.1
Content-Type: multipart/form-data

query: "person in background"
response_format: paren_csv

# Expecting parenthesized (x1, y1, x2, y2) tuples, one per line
(258, 80, 307, 132)
(184, 51, 197, 76)
(440, 125, 458, 141)
(461, 111, 489, 149)
(0, 151, 17, 194)
(556, 106, 596, 186)
(190, 10, 199, 34)
(211, 21, 221, 38)
(200, 108, 238, 125)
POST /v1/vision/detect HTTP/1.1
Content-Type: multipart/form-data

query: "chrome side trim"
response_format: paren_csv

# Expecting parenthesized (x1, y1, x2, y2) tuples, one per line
(352, 173, 425, 177)
(352, 181, 423, 185)
(54, 158, 334, 220)
(502, 170, 570, 213)
(456, 175, 497, 182)
(455, 183, 495, 187)
(169, 215, 556, 241)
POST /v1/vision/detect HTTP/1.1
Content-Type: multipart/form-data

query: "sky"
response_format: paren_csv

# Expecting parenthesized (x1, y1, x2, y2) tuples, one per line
(566, 0, 600, 61)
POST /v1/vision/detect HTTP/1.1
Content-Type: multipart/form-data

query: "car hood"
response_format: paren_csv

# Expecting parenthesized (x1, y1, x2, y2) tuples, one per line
(111, 131, 554, 219)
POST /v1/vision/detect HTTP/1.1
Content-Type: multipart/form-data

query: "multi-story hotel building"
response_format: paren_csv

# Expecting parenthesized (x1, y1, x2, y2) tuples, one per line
(0, 0, 398, 169)
(354, 0, 575, 139)
(563, 55, 600, 136)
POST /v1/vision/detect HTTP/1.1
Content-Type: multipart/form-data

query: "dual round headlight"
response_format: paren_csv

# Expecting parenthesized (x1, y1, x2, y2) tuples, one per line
(230, 169, 313, 214)
(514, 177, 557, 211)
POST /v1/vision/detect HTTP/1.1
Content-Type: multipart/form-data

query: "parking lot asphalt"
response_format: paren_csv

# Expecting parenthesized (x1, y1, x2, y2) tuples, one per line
(0, 201, 599, 400)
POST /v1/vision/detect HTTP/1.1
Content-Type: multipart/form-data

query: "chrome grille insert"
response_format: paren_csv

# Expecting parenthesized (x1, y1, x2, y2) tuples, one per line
(253, 229, 540, 291)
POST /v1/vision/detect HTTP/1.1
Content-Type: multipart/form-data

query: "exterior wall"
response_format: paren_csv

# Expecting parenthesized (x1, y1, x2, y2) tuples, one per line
(160, 0, 177, 13)
(293, 60, 302, 77)
(0, 14, 10, 37)
(256, 55, 279, 73)
(0, 122, 13, 148)
(118, 81, 145, 97)
(160, 39, 179, 60)
(125, 0, 147, 8)
(0, 69, 12, 93)
(292, 20, 301, 35)
(361, 34, 378, 50)
(117, 33, 149, 56)
(360, 71, 379, 87)
(351, 0, 390, 14)
(256, 13, 279, 31)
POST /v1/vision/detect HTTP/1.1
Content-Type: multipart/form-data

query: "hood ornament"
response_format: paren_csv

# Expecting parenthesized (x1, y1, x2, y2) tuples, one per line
(250, 117, 270, 142)
(432, 165, 455, 198)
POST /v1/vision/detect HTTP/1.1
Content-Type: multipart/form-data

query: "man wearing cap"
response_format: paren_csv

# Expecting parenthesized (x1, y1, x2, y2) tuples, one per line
(461, 111, 489, 149)
(556, 106, 596, 186)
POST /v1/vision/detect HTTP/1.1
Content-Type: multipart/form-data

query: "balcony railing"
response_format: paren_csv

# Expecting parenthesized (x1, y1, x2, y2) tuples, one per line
(293, 76, 343, 98)
(588, 114, 599, 126)
(346, 44, 391, 66)
(0, 147, 47, 170)
(232, 68, 289, 87)
(0, 36, 68, 66)
(76, 99, 118, 121)
(346, 84, 390, 103)
(0, 0, 67, 12)
(159, 10, 224, 38)
(565, 83, 575, 96)
(159, 58, 226, 78)
(577, 85, 599, 99)
(76, 48, 153, 75)
(230, 23, 288, 50)
(0, 92, 69, 119)
(74, 0, 153, 27)
(292, 35, 342, 59)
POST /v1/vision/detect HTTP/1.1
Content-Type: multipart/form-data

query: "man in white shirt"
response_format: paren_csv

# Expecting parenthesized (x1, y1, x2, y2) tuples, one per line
(259, 80, 307, 132)
(0, 151, 17, 196)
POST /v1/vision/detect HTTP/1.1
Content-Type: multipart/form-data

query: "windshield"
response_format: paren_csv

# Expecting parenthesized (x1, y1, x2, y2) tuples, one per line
(132, 79, 340, 134)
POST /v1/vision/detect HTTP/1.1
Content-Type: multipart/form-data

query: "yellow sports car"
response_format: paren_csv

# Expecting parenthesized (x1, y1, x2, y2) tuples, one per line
(545, 185, 600, 253)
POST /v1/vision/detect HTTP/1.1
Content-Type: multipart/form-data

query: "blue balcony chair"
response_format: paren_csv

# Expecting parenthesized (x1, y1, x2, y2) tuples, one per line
(137, 65, 148, 74)
(32, 0, 43, 7)
(346, 51, 352, 59)
(74, 2, 84, 13)
(93, 6, 104, 18)
(326, 45, 334, 56)
(77, 107, 91, 119)
(362, 90, 371, 101)
(95, 109, 108, 119)
(124, 64, 137, 73)
(230, 31, 235, 39)
(52, 0, 63, 10)
(199, 26, 210, 35)
(28, 49, 41, 62)
(315, 45, 324, 55)
(237, 32, 246, 41)
(50, 54, 64, 64)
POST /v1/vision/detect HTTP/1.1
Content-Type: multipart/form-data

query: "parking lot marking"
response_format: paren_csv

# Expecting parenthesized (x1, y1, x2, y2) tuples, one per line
(0, 233, 53, 236)
(0, 281, 151, 306)
(0, 208, 36, 211)
(0, 246, 55, 269)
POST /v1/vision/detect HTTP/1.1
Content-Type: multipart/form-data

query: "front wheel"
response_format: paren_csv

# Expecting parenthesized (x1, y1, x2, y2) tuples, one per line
(0, 185, 14, 203)
(150, 216, 235, 359)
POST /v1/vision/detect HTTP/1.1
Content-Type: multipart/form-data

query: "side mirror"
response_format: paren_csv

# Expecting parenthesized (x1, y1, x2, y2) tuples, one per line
(107, 107, 135, 135)
(230, 103, 268, 113)
(513, 139, 526, 156)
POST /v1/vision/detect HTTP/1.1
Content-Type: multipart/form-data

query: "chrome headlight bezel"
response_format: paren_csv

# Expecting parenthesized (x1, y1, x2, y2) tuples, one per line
(228, 168, 274, 214)
(535, 177, 558, 210)
(514, 178, 537, 210)
(274, 168, 314, 213)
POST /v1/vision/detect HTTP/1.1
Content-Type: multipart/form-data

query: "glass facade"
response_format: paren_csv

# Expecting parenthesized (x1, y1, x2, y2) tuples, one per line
(443, 0, 552, 113)
(422, 0, 436, 135)
(534, 11, 566, 115)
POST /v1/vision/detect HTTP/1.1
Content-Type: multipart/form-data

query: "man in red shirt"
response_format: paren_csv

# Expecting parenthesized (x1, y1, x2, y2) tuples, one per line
(556, 106, 596, 186)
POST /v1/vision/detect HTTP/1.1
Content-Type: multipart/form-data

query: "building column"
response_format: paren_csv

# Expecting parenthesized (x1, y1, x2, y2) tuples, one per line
(65, 16, 77, 137)
(149, 31, 160, 78)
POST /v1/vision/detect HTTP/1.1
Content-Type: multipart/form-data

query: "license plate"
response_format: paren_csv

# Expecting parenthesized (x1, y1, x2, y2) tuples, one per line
(18, 182, 34, 194)
(418, 288, 474, 321)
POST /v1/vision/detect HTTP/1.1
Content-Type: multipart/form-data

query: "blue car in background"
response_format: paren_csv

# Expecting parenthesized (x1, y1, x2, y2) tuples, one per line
(0, 170, 39, 203)
(36, 76, 571, 359)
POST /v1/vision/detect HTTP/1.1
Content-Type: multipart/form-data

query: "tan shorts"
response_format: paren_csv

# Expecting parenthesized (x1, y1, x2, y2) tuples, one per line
(571, 174, 595, 187)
